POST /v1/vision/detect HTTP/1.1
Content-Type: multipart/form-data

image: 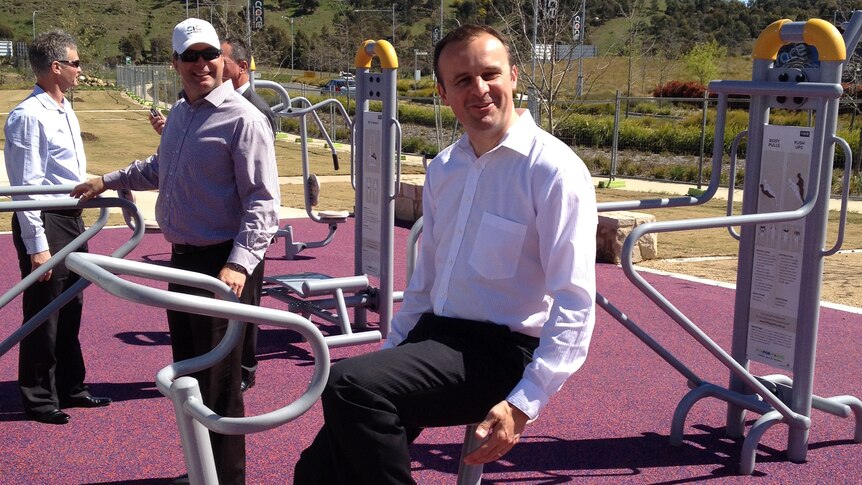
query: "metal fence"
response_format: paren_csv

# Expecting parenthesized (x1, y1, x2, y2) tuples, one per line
(116, 64, 180, 109)
(113, 67, 862, 191)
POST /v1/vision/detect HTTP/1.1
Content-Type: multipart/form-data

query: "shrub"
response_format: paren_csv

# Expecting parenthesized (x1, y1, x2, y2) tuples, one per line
(652, 80, 707, 99)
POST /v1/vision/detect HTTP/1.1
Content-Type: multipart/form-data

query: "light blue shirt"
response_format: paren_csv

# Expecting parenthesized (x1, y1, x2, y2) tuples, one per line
(103, 81, 279, 273)
(3, 86, 87, 254)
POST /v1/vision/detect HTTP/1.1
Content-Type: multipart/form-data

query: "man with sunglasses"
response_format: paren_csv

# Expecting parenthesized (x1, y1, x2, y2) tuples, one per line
(4, 30, 112, 426)
(73, 18, 279, 485)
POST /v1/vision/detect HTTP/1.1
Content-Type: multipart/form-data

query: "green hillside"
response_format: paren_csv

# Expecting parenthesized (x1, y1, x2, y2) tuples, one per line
(2, 0, 860, 97)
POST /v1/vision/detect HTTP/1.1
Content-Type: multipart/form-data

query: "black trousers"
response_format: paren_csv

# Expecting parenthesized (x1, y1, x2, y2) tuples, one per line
(168, 241, 264, 485)
(12, 211, 91, 415)
(294, 314, 539, 485)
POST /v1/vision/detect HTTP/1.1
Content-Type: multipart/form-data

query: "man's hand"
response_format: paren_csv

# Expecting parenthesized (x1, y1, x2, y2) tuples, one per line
(219, 263, 247, 298)
(70, 176, 107, 201)
(462, 400, 529, 465)
(149, 111, 165, 135)
(31, 250, 53, 282)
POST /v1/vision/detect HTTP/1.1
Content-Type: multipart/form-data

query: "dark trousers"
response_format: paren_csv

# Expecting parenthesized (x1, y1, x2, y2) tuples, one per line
(12, 211, 90, 415)
(242, 260, 263, 384)
(294, 314, 539, 485)
(168, 242, 264, 485)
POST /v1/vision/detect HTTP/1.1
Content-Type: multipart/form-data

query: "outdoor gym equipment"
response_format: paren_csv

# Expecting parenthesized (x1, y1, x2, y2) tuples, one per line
(597, 13, 862, 474)
(263, 39, 402, 348)
(65, 252, 330, 485)
(255, 79, 353, 259)
(0, 187, 145, 358)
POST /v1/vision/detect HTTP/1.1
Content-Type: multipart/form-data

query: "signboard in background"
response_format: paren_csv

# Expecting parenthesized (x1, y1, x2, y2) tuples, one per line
(252, 0, 264, 31)
(0, 40, 13, 57)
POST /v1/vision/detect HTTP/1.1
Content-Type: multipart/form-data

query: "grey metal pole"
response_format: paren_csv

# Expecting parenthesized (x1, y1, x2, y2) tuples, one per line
(576, 0, 585, 97)
(697, 90, 708, 189)
(290, 18, 295, 76)
(32, 10, 38, 40)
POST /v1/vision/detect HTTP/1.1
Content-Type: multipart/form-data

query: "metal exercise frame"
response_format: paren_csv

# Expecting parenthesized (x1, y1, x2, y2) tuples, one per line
(0, 186, 145, 358)
(264, 40, 402, 349)
(597, 14, 862, 474)
(255, 79, 353, 260)
(65, 252, 330, 485)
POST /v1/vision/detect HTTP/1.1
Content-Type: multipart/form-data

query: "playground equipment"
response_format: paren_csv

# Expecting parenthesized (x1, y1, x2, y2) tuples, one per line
(263, 39, 402, 348)
(597, 14, 862, 474)
(64, 252, 330, 485)
(255, 79, 353, 259)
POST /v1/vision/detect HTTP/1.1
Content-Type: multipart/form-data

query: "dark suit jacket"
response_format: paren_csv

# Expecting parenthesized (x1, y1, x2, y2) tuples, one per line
(242, 87, 278, 138)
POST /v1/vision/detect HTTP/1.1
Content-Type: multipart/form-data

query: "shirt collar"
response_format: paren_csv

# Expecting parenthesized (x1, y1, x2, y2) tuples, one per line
(180, 80, 234, 107)
(33, 85, 65, 112)
(456, 109, 536, 159)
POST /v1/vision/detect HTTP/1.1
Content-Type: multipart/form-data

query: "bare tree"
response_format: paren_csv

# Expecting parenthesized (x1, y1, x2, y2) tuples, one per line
(494, 1, 583, 134)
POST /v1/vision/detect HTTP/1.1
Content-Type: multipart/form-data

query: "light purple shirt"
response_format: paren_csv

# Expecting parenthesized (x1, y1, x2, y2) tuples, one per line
(3, 86, 87, 254)
(102, 81, 279, 273)
(385, 111, 598, 420)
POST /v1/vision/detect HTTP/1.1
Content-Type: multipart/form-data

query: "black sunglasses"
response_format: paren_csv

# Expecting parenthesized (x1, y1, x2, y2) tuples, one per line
(178, 48, 221, 63)
(57, 59, 81, 68)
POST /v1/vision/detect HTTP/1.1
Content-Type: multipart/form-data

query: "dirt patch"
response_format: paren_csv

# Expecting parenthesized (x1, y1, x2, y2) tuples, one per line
(81, 132, 98, 141)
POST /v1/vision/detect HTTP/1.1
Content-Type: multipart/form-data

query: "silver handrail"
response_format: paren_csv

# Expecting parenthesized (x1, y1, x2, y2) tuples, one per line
(66, 252, 330, 484)
(0, 186, 145, 357)
(65, 252, 330, 432)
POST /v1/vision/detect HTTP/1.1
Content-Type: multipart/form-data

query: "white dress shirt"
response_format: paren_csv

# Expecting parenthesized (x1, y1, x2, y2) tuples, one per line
(385, 111, 597, 420)
(3, 86, 87, 254)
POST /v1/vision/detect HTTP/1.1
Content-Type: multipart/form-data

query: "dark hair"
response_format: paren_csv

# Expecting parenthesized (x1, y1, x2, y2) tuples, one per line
(222, 36, 251, 64)
(29, 30, 77, 76)
(433, 24, 513, 87)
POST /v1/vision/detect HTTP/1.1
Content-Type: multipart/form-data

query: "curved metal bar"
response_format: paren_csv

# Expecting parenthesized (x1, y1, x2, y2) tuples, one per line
(65, 252, 330, 435)
(280, 97, 353, 224)
(725, 130, 748, 241)
(822, 136, 852, 256)
(618, 186, 820, 425)
(740, 411, 791, 474)
(597, 92, 729, 213)
(406, 216, 424, 281)
(0, 193, 145, 358)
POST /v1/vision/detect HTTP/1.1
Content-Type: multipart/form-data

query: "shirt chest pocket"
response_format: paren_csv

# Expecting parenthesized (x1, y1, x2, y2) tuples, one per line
(468, 212, 527, 280)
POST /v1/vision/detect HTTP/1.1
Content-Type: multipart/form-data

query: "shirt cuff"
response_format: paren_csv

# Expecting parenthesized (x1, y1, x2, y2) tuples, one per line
(506, 378, 549, 421)
(24, 235, 50, 255)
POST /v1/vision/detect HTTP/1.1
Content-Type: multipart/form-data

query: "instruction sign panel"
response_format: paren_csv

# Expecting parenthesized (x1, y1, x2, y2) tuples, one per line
(361, 112, 383, 277)
(746, 124, 812, 369)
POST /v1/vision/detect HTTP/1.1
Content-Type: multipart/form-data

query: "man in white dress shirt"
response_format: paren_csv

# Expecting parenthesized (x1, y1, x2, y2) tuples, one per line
(294, 24, 597, 484)
(4, 30, 112, 425)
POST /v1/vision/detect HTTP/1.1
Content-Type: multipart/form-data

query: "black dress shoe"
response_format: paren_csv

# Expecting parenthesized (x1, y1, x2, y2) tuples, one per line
(240, 376, 256, 392)
(26, 408, 70, 425)
(59, 395, 112, 408)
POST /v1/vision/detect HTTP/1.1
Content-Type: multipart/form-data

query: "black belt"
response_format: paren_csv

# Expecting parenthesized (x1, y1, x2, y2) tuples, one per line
(42, 209, 83, 217)
(172, 240, 233, 255)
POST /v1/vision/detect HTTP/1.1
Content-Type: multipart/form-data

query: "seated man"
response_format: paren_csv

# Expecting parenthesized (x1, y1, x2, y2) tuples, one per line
(294, 24, 598, 484)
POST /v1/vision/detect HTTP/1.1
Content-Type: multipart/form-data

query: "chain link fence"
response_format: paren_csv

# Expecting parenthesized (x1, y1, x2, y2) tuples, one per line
(115, 64, 180, 109)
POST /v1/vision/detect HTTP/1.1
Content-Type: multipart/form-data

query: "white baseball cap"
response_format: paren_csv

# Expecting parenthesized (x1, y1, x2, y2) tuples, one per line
(172, 18, 220, 54)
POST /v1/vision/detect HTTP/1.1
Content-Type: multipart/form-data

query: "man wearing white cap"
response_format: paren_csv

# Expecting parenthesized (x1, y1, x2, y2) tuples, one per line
(73, 18, 279, 485)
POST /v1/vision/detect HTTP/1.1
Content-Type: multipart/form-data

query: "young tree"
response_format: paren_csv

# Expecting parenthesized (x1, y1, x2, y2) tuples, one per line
(683, 40, 727, 86)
